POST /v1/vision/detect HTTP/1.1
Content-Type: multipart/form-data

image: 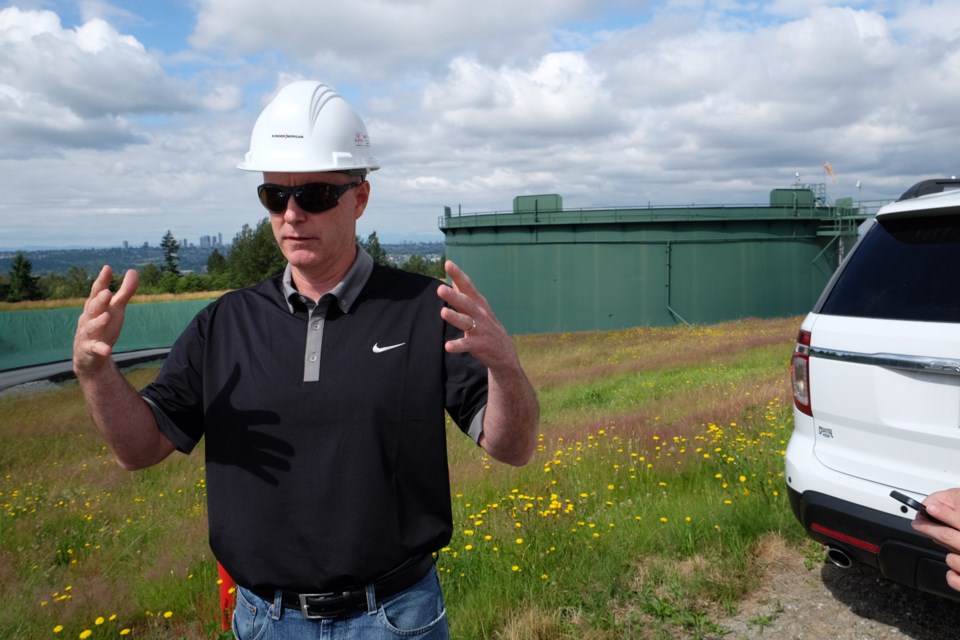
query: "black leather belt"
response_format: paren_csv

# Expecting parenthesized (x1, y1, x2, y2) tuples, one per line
(250, 554, 434, 620)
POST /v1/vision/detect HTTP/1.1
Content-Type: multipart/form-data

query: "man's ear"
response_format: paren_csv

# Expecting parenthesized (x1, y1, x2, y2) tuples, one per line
(353, 181, 371, 221)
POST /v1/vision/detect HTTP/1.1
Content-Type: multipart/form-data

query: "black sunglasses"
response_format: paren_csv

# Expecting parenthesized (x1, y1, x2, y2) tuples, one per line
(257, 182, 360, 214)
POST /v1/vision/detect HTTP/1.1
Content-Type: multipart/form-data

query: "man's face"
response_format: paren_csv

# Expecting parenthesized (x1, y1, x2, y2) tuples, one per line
(263, 171, 370, 279)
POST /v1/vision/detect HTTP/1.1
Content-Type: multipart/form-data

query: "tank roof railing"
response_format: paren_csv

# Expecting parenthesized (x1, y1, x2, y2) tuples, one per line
(438, 200, 886, 231)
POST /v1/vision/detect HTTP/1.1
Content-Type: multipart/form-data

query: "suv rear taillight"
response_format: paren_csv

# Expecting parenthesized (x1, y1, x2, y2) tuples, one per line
(791, 329, 812, 416)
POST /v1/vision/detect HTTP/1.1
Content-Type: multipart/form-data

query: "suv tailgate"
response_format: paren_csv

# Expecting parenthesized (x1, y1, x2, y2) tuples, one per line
(807, 314, 960, 493)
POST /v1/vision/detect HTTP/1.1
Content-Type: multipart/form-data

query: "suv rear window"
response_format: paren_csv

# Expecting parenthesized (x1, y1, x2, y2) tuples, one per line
(818, 213, 960, 323)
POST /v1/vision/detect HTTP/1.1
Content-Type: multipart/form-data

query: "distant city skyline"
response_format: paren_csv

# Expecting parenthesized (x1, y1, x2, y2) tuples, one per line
(118, 233, 224, 251)
(0, 229, 440, 252)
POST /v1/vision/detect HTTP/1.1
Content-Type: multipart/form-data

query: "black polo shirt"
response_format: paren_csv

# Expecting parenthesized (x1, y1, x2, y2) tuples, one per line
(141, 255, 488, 591)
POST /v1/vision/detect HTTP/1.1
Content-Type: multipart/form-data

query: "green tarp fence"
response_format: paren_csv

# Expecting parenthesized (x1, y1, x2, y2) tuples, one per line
(0, 299, 213, 371)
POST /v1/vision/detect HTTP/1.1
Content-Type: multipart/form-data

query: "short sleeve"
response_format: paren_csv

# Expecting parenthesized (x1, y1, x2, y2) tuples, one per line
(442, 317, 488, 443)
(140, 307, 209, 453)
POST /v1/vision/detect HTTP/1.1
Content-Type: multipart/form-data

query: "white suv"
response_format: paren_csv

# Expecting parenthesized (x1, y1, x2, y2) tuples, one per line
(785, 179, 960, 600)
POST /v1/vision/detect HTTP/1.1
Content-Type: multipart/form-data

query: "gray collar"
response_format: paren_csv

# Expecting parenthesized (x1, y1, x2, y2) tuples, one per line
(282, 244, 374, 313)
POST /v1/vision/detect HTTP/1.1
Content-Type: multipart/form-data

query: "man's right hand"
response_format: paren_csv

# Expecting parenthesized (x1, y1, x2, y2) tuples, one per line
(73, 266, 139, 375)
(912, 488, 960, 592)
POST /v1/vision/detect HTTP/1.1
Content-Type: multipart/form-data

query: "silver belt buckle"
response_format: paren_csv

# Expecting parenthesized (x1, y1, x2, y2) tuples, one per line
(298, 592, 347, 620)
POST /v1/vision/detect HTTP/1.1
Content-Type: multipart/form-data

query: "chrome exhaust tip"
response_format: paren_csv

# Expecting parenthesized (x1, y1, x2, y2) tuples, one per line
(826, 546, 853, 569)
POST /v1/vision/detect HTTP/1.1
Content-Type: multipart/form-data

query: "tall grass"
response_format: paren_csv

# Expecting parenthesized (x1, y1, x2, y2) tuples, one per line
(0, 290, 228, 312)
(440, 317, 804, 639)
(0, 316, 805, 639)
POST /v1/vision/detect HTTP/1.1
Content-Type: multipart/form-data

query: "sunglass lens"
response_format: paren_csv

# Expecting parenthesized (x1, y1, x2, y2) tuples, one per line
(257, 182, 356, 214)
(258, 186, 289, 213)
(295, 184, 337, 213)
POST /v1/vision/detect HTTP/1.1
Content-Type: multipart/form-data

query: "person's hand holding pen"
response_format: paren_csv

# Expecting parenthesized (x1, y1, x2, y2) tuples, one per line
(911, 488, 960, 592)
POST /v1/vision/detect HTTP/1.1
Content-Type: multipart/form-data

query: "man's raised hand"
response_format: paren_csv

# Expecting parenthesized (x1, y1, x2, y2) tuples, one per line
(73, 266, 139, 375)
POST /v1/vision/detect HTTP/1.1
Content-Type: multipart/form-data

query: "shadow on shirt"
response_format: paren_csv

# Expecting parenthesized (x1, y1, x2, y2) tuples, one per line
(204, 364, 292, 486)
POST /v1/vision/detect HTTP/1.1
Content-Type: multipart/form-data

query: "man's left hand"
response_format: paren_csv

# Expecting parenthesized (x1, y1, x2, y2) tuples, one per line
(436, 260, 540, 466)
(437, 260, 517, 371)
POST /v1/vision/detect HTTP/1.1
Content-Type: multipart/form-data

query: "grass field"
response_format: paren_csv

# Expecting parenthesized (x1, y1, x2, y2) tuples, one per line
(0, 290, 227, 312)
(0, 316, 810, 639)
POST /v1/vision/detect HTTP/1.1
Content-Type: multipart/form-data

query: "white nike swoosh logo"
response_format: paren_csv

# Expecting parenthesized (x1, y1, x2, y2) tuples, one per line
(372, 342, 406, 354)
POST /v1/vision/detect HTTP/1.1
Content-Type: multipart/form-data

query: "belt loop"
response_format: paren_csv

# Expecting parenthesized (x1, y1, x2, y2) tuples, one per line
(365, 583, 377, 616)
(271, 588, 284, 620)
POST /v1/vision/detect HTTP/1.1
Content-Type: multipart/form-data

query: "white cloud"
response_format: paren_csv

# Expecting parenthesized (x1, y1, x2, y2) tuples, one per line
(199, 83, 244, 112)
(76, 0, 144, 26)
(0, 7, 195, 152)
(545, 2, 960, 204)
(2, 1, 960, 250)
(190, 0, 592, 74)
(422, 53, 620, 139)
(0, 83, 142, 155)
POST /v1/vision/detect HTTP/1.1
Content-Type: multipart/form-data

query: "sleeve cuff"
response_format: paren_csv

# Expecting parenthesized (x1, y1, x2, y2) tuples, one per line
(467, 405, 486, 444)
(141, 395, 199, 454)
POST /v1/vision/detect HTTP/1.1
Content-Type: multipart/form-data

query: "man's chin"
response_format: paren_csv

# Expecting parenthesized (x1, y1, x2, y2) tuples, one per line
(283, 248, 321, 268)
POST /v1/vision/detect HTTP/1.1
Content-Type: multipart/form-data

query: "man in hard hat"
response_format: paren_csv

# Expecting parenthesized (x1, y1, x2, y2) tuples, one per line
(73, 80, 539, 639)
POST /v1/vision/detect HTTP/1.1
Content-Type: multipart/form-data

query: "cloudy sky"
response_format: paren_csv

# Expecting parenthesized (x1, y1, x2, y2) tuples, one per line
(1, 0, 958, 249)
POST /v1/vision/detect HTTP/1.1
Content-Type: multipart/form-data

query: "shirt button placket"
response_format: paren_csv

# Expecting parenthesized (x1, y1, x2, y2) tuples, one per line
(303, 306, 324, 383)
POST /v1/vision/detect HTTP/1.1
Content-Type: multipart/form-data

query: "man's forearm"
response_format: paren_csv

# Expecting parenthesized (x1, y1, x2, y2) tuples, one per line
(479, 364, 539, 466)
(78, 364, 175, 470)
(435, 260, 539, 465)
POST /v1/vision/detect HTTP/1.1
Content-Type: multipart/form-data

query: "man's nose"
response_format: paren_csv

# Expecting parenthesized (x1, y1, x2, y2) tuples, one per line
(283, 198, 308, 222)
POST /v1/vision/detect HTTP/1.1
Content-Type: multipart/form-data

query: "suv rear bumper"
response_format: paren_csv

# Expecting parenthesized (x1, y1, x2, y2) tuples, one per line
(788, 487, 959, 601)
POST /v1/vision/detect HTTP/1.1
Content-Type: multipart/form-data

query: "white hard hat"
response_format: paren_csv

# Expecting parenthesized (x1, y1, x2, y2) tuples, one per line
(237, 81, 380, 173)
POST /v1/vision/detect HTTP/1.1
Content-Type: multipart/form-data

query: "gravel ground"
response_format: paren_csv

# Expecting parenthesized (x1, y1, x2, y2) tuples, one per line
(713, 541, 960, 640)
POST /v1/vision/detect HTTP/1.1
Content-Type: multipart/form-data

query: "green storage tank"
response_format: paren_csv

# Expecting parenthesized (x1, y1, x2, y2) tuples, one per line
(770, 188, 817, 207)
(439, 189, 872, 334)
(513, 194, 563, 213)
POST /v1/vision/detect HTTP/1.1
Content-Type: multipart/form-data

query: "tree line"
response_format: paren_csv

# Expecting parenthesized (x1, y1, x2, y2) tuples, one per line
(1, 221, 444, 302)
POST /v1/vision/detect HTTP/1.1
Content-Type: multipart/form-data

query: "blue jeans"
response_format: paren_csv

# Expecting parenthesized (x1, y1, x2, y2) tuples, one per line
(231, 566, 449, 639)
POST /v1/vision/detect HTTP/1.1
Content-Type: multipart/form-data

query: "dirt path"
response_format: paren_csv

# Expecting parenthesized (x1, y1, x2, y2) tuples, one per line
(713, 541, 960, 640)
